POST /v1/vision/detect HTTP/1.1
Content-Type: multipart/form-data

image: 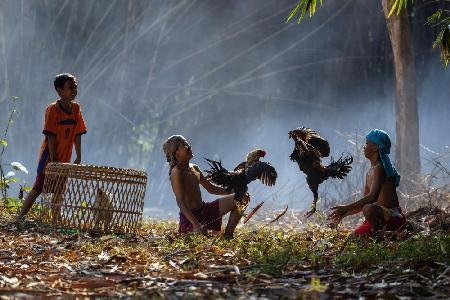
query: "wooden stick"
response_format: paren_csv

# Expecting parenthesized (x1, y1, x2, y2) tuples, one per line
(265, 205, 288, 227)
(243, 202, 264, 224)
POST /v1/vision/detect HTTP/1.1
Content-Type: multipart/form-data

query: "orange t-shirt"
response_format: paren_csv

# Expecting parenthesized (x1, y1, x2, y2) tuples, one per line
(37, 100, 87, 173)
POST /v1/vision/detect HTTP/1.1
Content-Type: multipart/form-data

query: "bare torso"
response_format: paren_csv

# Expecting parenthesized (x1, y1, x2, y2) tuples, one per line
(365, 164, 399, 208)
(175, 164, 204, 210)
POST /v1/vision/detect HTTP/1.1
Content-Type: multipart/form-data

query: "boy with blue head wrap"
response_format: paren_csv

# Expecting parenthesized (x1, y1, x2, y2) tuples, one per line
(328, 129, 406, 236)
(366, 129, 401, 186)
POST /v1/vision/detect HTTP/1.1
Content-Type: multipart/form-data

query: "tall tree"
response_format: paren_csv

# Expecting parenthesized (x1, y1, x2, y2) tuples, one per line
(381, 0, 420, 180)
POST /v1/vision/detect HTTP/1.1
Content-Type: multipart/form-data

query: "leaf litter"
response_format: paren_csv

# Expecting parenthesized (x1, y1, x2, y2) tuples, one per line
(0, 206, 448, 299)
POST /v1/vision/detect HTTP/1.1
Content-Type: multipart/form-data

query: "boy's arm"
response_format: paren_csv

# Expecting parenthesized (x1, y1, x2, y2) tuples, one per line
(74, 104, 86, 164)
(345, 165, 384, 211)
(341, 178, 371, 216)
(170, 168, 205, 234)
(329, 166, 384, 221)
(363, 172, 370, 196)
(195, 165, 230, 195)
(43, 106, 57, 162)
(47, 135, 57, 162)
(74, 135, 81, 164)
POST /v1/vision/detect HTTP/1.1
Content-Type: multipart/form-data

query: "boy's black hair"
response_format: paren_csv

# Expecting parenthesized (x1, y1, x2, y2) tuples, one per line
(54, 73, 76, 91)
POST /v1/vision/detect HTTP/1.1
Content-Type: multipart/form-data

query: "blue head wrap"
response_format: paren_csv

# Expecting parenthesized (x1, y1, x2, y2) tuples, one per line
(366, 129, 400, 187)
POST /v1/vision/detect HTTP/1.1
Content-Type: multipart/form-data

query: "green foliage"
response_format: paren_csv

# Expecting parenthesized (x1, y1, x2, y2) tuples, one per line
(427, 9, 450, 68)
(155, 221, 450, 278)
(287, 0, 415, 23)
(4, 196, 22, 212)
(22, 186, 32, 192)
(336, 234, 450, 268)
(234, 230, 297, 274)
(128, 123, 159, 168)
(387, 0, 413, 17)
(158, 226, 328, 276)
(0, 176, 18, 189)
(286, 0, 323, 23)
(0, 96, 28, 208)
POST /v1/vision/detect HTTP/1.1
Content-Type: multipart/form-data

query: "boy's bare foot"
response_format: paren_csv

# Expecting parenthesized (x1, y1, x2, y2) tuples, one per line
(223, 233, 233, 240)
(193, 224, 207, 236)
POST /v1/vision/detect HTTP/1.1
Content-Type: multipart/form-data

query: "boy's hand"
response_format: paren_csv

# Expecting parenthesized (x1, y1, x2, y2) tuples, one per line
(327, 216, 342, 229)
(73, 157, 81, 164)
(193, 223, 207, 236)
(327, 205, 347, 223)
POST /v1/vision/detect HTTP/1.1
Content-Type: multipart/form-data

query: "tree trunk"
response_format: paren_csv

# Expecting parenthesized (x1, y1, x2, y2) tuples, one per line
(382, 0, 420, 181)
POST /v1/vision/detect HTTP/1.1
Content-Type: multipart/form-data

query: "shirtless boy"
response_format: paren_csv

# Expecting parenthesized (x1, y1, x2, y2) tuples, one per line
(163, 135, 244, 238)
(328, 129, 405, 236)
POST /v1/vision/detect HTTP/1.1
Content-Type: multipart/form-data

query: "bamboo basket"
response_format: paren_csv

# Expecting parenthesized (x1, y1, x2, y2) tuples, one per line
(40, 163, 147, 234)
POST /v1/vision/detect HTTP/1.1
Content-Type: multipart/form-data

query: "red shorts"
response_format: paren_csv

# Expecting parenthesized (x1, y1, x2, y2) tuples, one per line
(179, 200, 222, 233)
(32, 172, 66, 194)
(354, 207, 406, 236)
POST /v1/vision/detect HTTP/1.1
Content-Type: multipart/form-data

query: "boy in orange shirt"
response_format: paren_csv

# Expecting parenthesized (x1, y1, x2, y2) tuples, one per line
(17, 73, 87, 221)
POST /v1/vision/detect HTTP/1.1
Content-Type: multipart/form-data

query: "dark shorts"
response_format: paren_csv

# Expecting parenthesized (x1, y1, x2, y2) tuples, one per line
(354, 206, 406, 236)
(32, 172, 66, 194)
(179, 199, 222, 234)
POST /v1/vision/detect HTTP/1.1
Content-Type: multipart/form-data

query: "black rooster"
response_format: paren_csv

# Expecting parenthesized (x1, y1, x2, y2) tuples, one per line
(204, 149, 277, 203)
(289, 127, 353, 217)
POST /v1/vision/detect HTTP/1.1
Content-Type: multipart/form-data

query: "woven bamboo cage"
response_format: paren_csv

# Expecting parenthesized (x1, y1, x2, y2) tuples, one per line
(40, 163, 147, 234)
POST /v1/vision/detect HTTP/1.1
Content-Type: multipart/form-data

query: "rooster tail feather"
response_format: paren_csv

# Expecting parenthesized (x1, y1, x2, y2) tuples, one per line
(203, 157, 235, 191)
(325, 154, 353, 179)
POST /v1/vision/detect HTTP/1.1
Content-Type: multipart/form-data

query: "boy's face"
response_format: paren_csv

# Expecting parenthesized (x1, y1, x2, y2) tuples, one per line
(363, 140, 378, 159)
(175, 140, 193, 162)
(57, 79, 77, 101)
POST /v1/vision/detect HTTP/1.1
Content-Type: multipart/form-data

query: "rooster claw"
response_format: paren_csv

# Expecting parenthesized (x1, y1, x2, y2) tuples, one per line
(304, 208, 317, 218)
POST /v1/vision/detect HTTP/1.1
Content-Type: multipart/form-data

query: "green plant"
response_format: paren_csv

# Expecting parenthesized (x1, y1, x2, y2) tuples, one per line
(335, 234, 450, 268)
(0, 96, 31, 212)
(427, 9, 450, 68)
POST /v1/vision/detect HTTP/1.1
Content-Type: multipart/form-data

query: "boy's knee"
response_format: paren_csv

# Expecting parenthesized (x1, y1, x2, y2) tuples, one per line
(362, 204, 376, 218)
(230, 206, 242, 216)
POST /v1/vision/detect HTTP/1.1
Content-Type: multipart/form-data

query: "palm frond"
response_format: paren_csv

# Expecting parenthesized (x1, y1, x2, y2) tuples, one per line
(286, 0, 323, 24)
(387, 0, 414, 17)
(287, 0, 414, 23)
(427, 9, 450, 68)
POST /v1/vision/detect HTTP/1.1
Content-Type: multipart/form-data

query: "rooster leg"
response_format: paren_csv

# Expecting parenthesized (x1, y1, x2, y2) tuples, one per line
(305, 184, 319, 218)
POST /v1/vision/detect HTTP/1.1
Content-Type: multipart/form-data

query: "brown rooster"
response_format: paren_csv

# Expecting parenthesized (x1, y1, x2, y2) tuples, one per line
(204, 149, 277, 203)
(289, 127, 353, 218)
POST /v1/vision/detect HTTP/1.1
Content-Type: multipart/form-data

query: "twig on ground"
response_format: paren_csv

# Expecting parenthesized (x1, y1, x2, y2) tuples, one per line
(243, 202, 264, 224)
(264, 205, 289, 227)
